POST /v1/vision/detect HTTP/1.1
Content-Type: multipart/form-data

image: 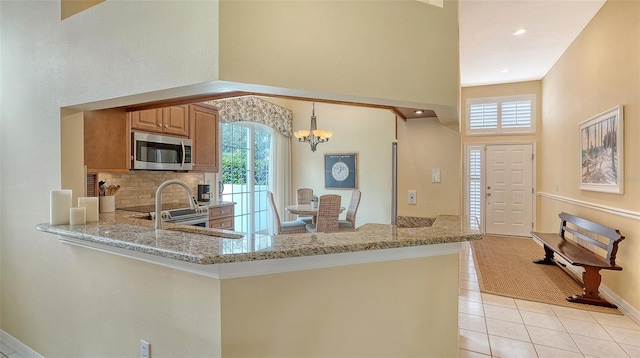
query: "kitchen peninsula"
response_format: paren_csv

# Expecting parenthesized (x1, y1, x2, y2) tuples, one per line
(37, 212, 481, 357)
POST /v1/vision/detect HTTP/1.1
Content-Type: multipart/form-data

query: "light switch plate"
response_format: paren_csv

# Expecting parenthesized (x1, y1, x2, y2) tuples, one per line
(432, 168, 441, 183)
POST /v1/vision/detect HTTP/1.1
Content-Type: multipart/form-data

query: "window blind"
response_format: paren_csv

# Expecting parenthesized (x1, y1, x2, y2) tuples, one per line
(469, 103, 498, 129)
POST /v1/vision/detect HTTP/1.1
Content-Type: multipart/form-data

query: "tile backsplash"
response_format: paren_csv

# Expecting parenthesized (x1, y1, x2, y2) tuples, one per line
(98, 172, 207, 209)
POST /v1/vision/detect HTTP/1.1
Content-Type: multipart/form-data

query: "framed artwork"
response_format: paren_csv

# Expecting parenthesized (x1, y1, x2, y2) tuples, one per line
(324, 153, 357, 189)
(579, 105, 624, 194)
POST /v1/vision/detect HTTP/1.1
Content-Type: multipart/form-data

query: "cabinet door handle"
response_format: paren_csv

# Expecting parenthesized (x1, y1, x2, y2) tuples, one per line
(157, 123, 162, 127)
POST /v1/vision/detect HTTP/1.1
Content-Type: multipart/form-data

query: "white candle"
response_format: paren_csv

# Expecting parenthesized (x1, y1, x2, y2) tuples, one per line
(78, 197, 99, 222)
(50, 190, 72, 225)
(69, 207, 86, 226)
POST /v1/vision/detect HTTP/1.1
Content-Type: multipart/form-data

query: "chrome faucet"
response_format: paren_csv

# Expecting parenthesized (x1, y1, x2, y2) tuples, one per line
(155, 180, 197, 229)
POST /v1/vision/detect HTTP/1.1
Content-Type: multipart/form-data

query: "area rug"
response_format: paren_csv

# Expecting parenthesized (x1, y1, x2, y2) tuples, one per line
(471, 235, 621, 314)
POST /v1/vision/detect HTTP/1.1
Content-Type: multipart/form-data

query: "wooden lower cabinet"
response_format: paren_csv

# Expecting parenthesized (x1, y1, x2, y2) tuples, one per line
(209, 203, 234, 230)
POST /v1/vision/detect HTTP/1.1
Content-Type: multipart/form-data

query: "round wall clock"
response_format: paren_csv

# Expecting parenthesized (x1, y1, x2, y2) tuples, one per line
(331, 162, 350, 181)
(324, 153, 357, 189)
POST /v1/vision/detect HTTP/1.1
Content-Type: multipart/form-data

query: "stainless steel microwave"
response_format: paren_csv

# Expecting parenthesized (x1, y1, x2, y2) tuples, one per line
(132, 132, 193, 171)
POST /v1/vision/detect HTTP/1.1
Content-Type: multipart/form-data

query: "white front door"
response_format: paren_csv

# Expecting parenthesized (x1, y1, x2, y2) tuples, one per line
(485, 144, 534, 236)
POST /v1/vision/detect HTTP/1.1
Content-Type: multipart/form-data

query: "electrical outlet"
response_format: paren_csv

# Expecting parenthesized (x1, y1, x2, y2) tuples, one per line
(408, 190, 417, 205)
(140, 339, 150, 358)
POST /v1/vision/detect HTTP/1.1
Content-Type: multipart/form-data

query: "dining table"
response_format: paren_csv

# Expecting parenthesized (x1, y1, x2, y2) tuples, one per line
(285, 204, 345, 224)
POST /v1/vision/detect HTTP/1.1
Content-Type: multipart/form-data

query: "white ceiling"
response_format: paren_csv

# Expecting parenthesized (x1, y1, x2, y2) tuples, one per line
(459, 0, 606, 87)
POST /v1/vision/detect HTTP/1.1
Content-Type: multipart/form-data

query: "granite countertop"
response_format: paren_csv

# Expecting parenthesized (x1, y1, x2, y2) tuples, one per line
(36, 210, 481, 265)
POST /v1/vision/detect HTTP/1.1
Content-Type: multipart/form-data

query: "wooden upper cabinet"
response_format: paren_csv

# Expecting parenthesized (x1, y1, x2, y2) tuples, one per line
(161, 105, 189, 136)
(189, 104, 219, 173)
(84, 108, 131, 173)
(130, 108, 162, 133)
(130, 105, 189, 137)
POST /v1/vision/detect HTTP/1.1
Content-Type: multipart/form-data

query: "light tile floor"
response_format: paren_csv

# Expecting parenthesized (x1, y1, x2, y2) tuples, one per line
(459, 242, 640, 358)
(2, 242, 639, 358)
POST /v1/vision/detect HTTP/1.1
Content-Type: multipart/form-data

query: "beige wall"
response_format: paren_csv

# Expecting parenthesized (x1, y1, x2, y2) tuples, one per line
(1, 1, 224, 355)
(219, 0, 460, 108)
(1, 1, 464, 356)
(397, 118, 462, 217)
(220, 255, 460, 357)
(61, 112, 87, 201)
(539, 0, 640, 311)
(278, 100, 397, 225)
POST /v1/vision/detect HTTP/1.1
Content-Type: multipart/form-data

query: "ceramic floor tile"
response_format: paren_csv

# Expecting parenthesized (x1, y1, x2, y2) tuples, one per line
(571, 333, 629, 358)
(559, 316, 613, 341)
(481, 293, 517, 309)
(460, 299, 485, 317)
(488, 335, 538, 358)
(461, 279, 481, 292)
(460, 312, 488, 333)
(619, 343, 640, 358)
(459, 328, 491, 355)
(515, 299, 555, 315)
(486, 317, 531, 342)
(534, 344, 585, 358)
(520, 310, 566, 331)
(457, 348, 491, 358)
(551, 305, 597, 323)
(527, 325, 580, 352)
(484, 303, 523, 324)
(590, 311, 640, 330)
(603, 324, 640, 346)
(461, 271, 479, 282)
(461, 288, 483, 303)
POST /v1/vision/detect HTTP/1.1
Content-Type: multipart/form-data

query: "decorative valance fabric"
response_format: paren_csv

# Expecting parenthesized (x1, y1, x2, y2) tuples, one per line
(205, 96, 293, 138)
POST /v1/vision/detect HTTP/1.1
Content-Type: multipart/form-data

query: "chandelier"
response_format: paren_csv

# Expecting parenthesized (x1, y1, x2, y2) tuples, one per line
(293, 103, 333, 152)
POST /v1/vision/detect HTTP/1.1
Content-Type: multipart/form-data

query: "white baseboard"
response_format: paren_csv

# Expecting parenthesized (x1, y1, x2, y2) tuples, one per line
(0, 330, 43, 358)
(530, 239, 640, 324)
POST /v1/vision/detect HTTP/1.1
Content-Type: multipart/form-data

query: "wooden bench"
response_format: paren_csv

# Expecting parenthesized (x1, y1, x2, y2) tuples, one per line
(531, 212, 625, 308)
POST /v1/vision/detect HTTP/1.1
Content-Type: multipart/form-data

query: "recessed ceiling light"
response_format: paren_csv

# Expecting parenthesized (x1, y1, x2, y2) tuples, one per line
(414, 110, 424, 114)
(501, 68, 509, 73)
(513, 28, 526, 36)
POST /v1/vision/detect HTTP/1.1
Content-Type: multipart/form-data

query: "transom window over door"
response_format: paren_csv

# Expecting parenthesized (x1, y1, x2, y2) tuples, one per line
(467, 94, 536, 135)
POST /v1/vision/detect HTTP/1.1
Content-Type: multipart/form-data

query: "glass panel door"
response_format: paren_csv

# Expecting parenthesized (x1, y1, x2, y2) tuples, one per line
(221, 121, 271, 234)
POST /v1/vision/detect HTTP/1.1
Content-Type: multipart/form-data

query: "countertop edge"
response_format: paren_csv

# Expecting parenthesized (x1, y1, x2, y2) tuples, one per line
(56, 234, 466, 279)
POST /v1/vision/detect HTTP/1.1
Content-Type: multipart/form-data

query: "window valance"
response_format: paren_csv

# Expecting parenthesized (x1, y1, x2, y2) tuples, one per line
(205, 96, 293, 138)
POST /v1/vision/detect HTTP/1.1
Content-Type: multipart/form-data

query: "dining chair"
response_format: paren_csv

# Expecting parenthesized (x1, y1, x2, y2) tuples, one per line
(267, 191, 307, 234)
(305, 194, 341, 233)
(338, 189, 361, 230)
(296, 187, 314, 224)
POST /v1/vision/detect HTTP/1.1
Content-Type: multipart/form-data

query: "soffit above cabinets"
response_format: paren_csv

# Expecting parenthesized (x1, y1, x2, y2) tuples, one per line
(122, 92, 438, 122)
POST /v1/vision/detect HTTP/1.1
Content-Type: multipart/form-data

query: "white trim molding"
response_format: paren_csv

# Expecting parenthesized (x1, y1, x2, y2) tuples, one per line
(0, 330, 43, 358)
(537, 192, 640, 221)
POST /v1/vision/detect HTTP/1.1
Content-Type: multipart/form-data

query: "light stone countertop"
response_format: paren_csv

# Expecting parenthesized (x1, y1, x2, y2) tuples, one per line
(36, 210, 481, 265)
